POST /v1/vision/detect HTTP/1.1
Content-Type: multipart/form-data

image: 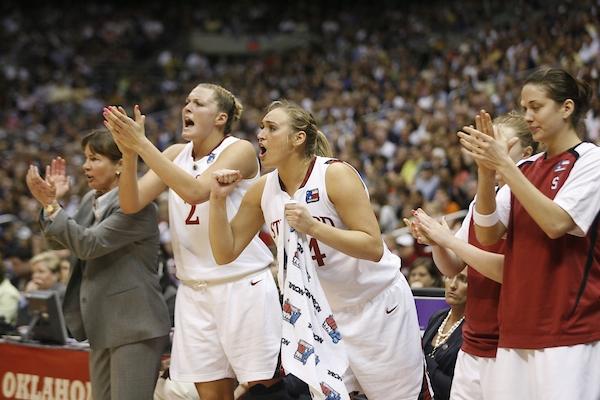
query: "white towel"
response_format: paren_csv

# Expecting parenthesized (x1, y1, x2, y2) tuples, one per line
(278, 212, 349, 400)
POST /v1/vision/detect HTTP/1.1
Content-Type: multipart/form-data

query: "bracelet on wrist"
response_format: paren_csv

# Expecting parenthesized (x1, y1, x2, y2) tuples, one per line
(44, 201, 61, 216)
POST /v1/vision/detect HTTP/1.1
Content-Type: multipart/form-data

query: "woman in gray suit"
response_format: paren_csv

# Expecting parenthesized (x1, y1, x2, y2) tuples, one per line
(26, 129, 171, 400)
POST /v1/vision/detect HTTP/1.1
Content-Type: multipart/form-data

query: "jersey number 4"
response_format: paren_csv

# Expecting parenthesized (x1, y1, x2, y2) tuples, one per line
(185, 204, 200, 225)
(309, 238, 327, 266)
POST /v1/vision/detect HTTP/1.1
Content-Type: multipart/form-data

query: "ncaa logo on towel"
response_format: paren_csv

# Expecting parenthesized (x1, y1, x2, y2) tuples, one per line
(306, 188, 320, 203)
(282, 299, 302, 326)
(207, 153, 216, 164)
(322, 315, 342, 343)
(294, 340, 315, 365)
(320, 382, 341, 400)
(292, 250, 302, 268)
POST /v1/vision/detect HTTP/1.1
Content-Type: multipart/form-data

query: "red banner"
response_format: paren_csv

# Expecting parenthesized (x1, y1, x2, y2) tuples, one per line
(0, 341, 91, 400)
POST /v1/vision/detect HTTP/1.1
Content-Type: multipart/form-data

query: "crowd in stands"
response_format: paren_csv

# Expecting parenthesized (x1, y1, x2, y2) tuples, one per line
(1, 0, 599, 302)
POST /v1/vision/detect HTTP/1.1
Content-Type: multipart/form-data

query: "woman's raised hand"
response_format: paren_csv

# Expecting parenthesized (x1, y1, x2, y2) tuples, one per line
(103, 105, 147, 154)
(45, 157, 70, 200)
(26, 165, 57, 207)
(457, 109, 518, 171)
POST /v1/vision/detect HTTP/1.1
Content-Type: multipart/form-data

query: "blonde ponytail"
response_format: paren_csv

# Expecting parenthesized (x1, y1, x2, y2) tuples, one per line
(267, 100, 333, 158)
(315, 130, 333, 157)
(197, 83, 243, 134)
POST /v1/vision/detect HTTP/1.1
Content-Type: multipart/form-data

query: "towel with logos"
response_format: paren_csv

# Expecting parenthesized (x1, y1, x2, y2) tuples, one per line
(278, 215, 349, 400)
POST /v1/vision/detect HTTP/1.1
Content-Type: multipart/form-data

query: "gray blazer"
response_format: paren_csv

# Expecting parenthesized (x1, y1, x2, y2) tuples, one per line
(41, 189, 171, 350)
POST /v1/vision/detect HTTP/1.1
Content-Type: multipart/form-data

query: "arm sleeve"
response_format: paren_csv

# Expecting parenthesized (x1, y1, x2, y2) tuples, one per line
(495, 185, 511, 228)
(553, 146, 600, 236)
(454, 201, 474, 242)
(42, 205, 157, 260)
(39, 209, 67, 250)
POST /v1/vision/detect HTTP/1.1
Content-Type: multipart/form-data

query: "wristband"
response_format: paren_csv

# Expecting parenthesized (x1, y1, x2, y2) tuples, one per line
(472, 209, 499, 227)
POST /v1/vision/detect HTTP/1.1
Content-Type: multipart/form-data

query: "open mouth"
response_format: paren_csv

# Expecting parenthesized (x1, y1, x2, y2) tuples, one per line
(183, 116, 195, 128)
(258, 144, 267, 156)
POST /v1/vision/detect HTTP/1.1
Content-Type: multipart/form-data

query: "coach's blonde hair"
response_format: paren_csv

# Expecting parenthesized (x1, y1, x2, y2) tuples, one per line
(198, 83, 243, 134)
(267, 100, 332, 158)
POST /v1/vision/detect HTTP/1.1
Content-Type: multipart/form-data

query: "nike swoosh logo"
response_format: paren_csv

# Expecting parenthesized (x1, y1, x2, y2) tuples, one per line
(250, 279, 263, 286)
(386, 305, 398, 314)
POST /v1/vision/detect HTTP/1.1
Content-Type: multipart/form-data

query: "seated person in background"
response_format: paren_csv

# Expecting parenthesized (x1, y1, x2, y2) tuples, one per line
(422, 268, 467, 400)
(387, 233, 416, 277)
(408, 257, 443, 288)
(0, 260, 20, 328)
(6, 249, 32, 292)
(24, 251, 66, 298)
(17, 251, 66, 326)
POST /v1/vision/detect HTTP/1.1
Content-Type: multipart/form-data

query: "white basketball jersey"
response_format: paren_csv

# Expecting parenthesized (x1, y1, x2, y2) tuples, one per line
(260, 156, 400, 311)
(169, 137, 273, 282)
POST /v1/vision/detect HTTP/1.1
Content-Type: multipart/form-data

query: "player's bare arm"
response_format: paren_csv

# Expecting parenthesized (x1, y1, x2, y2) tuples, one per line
(307, 162, 383, 262)
(209, 173, 266, 265)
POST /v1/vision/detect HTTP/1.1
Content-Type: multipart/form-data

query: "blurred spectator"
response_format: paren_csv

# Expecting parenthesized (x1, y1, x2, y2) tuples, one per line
(0, 258, 20, 326)
(371, 190, 398, 233)
(414, 162, 440, 201)
(17, 251, 66, 326)
(428, 187, 461, 216)
(408, 257, 443, 288)
(23, 251, 66, 297)
(393, 233, 417, 275)
(6, 250, 32, 292)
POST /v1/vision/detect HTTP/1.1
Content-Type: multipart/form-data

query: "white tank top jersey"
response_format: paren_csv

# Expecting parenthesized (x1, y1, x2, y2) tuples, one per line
(169, 137, 273, 282)
(261, 156, 401, 311)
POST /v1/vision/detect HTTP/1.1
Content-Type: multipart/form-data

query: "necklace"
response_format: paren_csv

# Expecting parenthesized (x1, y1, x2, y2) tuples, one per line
(430, 310, 464, 356)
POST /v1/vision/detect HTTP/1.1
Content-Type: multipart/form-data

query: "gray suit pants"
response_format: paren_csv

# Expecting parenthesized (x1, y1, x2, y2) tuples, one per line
(89, 335, 169, 400)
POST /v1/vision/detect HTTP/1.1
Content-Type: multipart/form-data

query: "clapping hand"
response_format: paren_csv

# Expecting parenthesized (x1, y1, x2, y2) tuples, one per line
(457, 109, 518, 171)
(103, 105, 146, 155)
(45, 157, 70, 200)
(411, 209, 453, 248)
(26, 165, 57, 207)
(404, 215, 435, 246)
